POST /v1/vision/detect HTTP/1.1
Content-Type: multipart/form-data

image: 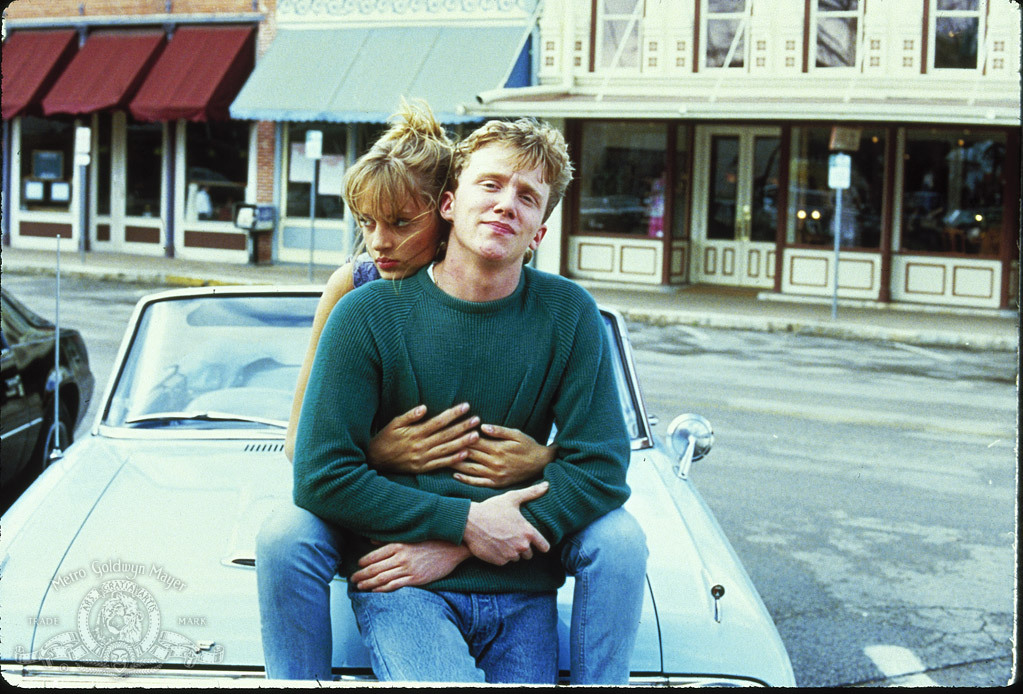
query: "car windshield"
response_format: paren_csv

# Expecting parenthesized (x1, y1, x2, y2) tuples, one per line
(104, 295, 318, 429)
(103, 293, 643, 439)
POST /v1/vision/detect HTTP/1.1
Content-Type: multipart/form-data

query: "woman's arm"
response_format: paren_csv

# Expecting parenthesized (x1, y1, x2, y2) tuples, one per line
(285, 263, 356, 462)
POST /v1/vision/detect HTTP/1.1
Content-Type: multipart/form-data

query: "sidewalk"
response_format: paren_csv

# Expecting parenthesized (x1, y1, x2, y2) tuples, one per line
(2, 246, 1018, 352)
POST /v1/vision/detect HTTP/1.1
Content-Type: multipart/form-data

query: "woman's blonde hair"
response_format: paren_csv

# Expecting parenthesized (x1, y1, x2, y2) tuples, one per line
(343, 99, 454, 227)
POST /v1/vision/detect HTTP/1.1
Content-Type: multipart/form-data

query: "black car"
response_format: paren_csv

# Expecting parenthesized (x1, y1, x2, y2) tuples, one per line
(1, 287, 94, 487)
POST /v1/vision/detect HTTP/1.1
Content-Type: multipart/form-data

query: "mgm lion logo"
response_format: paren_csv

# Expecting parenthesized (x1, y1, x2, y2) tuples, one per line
(18, 578, 223, 672)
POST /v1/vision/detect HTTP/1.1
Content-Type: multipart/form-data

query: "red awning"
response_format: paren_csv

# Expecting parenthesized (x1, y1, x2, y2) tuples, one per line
(130, 26, 255, 122)
(1, 29, 78, 120)
(41, 30, 166, 116)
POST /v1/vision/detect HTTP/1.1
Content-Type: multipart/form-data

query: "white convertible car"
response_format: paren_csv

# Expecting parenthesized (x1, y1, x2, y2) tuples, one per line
(0, 286, 795, 686)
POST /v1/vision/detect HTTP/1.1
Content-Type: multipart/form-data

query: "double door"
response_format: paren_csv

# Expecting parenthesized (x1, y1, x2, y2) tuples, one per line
(692, 126, 781, 287)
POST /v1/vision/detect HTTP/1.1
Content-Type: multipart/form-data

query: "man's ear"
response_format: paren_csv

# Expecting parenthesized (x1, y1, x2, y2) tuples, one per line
(529, 224, 548, 250)
(439, 190, 455, 223)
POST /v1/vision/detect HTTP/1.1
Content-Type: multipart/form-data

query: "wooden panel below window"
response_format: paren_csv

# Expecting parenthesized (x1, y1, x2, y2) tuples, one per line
(96, 224, 111, 242)
(126, 226, 161, 244)
(184, 230, 247, 251)
(20, 221, 71, 238)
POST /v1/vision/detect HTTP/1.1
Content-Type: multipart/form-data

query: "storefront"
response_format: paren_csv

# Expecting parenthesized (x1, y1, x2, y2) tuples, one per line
(2, 17, 260, 262)
(473, 0, 1020, 310)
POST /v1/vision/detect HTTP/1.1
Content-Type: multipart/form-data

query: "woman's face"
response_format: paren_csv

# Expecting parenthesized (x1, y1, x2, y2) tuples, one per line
(357, 198, 442, 280)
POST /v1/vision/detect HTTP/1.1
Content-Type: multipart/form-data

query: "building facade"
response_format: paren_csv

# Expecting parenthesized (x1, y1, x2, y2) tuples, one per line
(2, 0, 1019, 309)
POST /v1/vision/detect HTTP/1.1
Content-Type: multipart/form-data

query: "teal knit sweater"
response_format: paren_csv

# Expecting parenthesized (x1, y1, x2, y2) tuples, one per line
(293, 266, 631, 593)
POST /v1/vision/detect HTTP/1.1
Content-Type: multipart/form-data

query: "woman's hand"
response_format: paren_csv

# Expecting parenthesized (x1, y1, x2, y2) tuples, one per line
(451, 425, 557, 488)
(351, 540, 471, 592)
(367, 403, 481, 474)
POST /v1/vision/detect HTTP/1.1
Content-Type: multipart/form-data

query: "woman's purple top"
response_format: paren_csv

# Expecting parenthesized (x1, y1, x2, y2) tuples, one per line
(351, 253, 381, 288)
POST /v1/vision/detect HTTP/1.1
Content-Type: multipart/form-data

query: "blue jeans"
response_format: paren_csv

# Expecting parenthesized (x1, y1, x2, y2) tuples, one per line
(256, 504, 646, 683)
(348, 587, 557, 683)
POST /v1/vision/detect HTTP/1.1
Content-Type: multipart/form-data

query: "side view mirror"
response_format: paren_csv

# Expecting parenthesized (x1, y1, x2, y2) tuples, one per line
(667, 413, 714, 478)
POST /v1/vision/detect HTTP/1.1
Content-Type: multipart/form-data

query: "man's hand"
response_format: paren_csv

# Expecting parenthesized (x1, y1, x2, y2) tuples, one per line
(463, 482, 551, 565)
(452, 424, 557, 488)
(367, 403, 480, 473)
(351, 541, 471, 592)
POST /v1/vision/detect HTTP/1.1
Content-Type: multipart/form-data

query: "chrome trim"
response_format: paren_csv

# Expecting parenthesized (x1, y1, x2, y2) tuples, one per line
(1, 663, 768, 687)
(0, 417, 43, 440)
(600, 307, 656, 445)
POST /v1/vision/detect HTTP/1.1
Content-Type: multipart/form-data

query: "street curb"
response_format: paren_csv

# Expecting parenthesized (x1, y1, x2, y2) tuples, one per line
(614, 308, 1018, 353)
(5, 262, 1017, 352)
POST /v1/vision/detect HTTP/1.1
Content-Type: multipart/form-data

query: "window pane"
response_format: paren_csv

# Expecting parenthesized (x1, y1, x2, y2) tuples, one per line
(819, 0, 857, 10)
(937, 0, 978, 10)
(19, 116, 73, 212)
(286, 123, 346, 220)
(600, 19, 640, 68)
(709, 0, 746, 11)
(578, 122, 667, 237)
(706, 18, 744, 67)
(96, 113, 111, 216)
(186, 121, 249, 222)
(901, 130, 1005, 256)
(707, 136, 739, 240)
(934, 17, 978, 69)
(787, 127, 884, 249)
(126, 120, 162, 217)
(671, 125, 691, 240)
(817, 18, 857, 67)
(605, 0, 641, 13)
(751, 137, 781, 242)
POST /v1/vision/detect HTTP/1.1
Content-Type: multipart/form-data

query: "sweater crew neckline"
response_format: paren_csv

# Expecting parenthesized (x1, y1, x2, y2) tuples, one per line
(416, 264, 528, 314)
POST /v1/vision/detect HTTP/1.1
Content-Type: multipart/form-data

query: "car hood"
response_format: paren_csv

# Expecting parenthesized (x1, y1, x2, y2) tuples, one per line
(1, 435, 790, 684)
(1, 436, 663, 676)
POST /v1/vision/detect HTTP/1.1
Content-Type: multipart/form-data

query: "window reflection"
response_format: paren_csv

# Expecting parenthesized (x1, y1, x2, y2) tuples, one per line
(901, 129, 1004, 256)
(597, 0, 643, 70)
(705, 0, 748, 68)
(933, 0, 981, 69)
(285, 123, 346, 220)
(815, 0, 860, 68)
(578, 122, 667, 237)
(186, 121, 249, 223)
(787, 127, 884, 249)
(126, 120, 162, 218)
(19, 116, 73, 212)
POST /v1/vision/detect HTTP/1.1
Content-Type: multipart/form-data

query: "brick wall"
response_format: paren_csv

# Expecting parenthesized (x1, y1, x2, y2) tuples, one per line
(3, 0, 262, 18)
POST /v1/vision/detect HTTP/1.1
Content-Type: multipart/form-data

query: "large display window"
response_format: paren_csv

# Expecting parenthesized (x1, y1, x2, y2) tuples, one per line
(19, 117, 73, 212)
(285, 123, 347, 220)
(126, 120, 162, 218)
(900, 128, 1005, 256)
(787, 126, 886, 249)
(576, 121, 668, 237)
(185, 121, 249, 222)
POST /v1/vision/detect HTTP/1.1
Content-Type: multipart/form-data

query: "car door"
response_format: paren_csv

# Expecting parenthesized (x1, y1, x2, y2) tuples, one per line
(1, 329, 44, 483)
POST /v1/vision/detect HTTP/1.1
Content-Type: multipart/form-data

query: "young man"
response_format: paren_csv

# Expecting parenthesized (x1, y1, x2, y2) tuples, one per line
(258, 119, 644, 683)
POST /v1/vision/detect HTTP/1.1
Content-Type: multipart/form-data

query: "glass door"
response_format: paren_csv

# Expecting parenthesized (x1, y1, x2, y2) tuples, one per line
(693, 125, 780, 286)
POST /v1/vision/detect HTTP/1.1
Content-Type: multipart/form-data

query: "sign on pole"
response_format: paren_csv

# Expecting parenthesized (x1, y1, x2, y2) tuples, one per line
(306, 130, 323, 282)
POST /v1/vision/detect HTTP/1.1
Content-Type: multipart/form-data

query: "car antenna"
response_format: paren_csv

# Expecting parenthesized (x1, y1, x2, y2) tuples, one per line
(50, 235, 64, 462)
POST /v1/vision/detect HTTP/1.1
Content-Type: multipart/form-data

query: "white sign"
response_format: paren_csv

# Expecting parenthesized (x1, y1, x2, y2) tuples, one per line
(74, 127, 91, 154)
(828, 153, 852, 190)
(305, 130, 323, 160)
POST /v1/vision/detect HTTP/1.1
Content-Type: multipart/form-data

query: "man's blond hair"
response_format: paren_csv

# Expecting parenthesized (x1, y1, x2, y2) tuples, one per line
(450, 118, 573, 222)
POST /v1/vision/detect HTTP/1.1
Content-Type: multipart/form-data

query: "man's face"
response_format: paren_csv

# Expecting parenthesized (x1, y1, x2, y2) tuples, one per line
(439, 143, 550, 267)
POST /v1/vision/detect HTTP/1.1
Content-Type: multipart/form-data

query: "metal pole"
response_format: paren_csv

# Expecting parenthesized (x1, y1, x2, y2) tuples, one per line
(832, 188, 842, 320)
(308, 159, 318, 283)
(78, 161, 88, 263)
(53, 235, 63, 459)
